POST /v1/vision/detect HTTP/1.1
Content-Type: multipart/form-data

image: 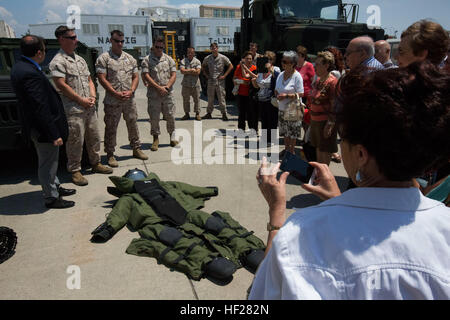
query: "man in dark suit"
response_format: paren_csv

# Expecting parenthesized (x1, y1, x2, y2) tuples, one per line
(11, 35, 76, 209)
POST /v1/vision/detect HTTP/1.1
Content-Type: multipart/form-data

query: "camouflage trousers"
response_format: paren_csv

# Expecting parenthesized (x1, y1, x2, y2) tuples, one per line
(66, 108, 101, 173)
(104, 100, 141, 155)
(207, 81, 227, 114)
(181, 85, 200, 114)
(147, 89, 176, 137)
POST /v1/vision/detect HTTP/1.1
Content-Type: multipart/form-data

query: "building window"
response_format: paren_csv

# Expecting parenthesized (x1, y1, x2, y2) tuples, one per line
(230, 10, 235, 18)
(108, 24, 124, 33)
(82, 24, 99, 35)
(216, 26, 229, 36)
(213, 9, 220, 18)
(132, 25, 147, 34)
(221, 9, 227, 18)
(196, 26, 209, 35)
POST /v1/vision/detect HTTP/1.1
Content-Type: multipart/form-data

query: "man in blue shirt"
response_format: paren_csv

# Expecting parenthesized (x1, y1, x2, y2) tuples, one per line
(11, 35, 76, 209)
(345, 36, 384, 71)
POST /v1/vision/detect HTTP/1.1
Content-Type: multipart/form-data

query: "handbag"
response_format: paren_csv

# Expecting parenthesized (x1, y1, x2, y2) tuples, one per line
(270, 96, 279, 108)
(283, 93, 305, 121)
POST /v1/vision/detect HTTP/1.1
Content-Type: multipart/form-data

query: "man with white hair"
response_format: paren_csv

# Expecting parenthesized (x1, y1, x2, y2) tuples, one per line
(375, 40, 397, 69)
(344, 36, 384, 71)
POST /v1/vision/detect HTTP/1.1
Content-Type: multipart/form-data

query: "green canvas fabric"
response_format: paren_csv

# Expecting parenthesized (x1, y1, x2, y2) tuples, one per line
(101, 172, 266, 280)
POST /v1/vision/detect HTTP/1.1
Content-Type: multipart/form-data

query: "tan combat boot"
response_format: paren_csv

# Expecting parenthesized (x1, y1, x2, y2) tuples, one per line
(92, 163, 113, 174)
(72, 171, 88, 186)
(151, 135, 159, 151)
(133, 148, 148, 160)
(107, 154, 118, 168)
(195, 113, 201, 121)
(170, 140, 179, 147)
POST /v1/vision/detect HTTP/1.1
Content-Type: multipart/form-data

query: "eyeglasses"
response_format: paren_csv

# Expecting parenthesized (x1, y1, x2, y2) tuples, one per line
(112, 39, 125, 44)
(63, 35, 77, 40)
(155, 45, 164, 49)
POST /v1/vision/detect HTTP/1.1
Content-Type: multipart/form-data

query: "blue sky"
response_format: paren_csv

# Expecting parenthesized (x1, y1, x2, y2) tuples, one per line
(0, 0, 449, 38)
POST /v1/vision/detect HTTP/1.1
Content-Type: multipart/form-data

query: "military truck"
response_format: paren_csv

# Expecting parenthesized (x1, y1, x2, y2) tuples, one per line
(0, 38, 99, 150)
(197, 0, 385, 97)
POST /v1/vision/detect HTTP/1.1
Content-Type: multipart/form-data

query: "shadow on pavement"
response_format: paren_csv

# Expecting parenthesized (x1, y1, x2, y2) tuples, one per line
(0, 191, 49, 215)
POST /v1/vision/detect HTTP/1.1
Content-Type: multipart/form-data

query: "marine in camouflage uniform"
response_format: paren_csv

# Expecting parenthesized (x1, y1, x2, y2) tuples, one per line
(50, 26, 112, 186)
(141, 37, 178, 151)
(96, 30, 148, 167)
(90, 171, 266, 282)
(179, 47, 201, 121)
(201, 42, 233, 121)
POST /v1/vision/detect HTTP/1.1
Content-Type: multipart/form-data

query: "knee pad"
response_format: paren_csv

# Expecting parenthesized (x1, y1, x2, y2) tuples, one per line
(204, 216, 226, 235)
(204, 257, 237, 280)
(158, 226, 183, 247)
(241, 249, 265, 274)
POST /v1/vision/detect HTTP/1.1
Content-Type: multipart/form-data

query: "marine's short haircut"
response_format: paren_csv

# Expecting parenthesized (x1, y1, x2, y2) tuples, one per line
(110, 30, 124, 38)
(54, 25, 75, 39)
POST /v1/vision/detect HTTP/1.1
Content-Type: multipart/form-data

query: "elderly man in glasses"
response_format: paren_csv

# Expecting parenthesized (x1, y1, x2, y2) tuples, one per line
(344, 36, 384, 71)
(95, 30, 148, 167)
(141, 36, 179, 151)
(50, 25, 113, 187)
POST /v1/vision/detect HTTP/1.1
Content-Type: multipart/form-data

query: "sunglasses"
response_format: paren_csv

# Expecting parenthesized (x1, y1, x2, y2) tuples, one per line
(155, 45, 164, 49)
(112, 39, 125, 44)
(63, 35, 77, 40)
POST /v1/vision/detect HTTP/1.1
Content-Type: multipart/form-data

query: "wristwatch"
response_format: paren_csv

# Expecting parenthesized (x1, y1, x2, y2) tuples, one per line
(267, 222, 281, 232)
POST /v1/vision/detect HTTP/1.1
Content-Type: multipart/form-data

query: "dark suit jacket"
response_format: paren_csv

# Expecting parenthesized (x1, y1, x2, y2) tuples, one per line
(10, 57, 68, 143)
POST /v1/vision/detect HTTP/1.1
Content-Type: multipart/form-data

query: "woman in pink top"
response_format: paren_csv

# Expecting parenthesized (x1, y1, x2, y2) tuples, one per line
(295, 46, 315, 101)
(309, 51, 338, 165)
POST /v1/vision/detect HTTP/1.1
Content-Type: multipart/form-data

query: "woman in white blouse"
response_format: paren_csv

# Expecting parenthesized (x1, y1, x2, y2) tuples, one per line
(274, 51, 304, 155)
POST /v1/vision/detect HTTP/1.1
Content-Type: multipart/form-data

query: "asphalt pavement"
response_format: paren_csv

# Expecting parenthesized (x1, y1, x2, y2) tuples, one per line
(0, 71, 348, 300)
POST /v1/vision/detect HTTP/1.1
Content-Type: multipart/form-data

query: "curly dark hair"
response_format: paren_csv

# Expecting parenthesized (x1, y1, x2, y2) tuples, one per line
(325, 46, 345, 73)
(336, 61, 450, 181)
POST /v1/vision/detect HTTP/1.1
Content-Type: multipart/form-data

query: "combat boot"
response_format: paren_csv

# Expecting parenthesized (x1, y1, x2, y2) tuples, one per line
(181, 113, 190, 120)
(92, 163, 113, 174)
(170, 140, 179, 147)
(151, 135, 159, 151)
(72, 171, 88, 186)
(133, 148, 148, 160)
(107, 154, 118, 168)
(222, 113, 229, 121)
(202, 113, 212, 119)
(195, 113, 201, 121)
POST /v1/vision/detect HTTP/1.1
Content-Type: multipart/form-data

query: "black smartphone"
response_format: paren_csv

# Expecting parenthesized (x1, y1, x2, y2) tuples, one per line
(256, 56, 269, 73)
(280, 151, 314, 183)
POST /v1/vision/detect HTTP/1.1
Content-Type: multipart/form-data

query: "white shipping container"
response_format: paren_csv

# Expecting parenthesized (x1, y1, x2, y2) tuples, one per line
(190, 17, 241, 53)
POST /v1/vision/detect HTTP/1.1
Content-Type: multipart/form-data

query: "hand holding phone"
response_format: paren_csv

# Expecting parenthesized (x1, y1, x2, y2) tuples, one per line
(279, 151, 314, 183)
(300, 162, 342, 200)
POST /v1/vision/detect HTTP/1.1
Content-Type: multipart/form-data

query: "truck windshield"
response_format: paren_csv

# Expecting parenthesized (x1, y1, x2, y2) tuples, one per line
(277, 0, 340, 20)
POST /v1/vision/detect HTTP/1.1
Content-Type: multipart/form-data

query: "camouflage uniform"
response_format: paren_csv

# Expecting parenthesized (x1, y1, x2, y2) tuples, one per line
(141, 52, 177, 137)
(180, 56, 201, 114)
(95, 50, 141, 155)
(49, 49, 101, 173)
(202, 53, 231, 114)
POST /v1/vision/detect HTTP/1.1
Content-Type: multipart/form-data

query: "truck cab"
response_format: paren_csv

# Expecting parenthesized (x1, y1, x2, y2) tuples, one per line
(241, 0, 384, 56)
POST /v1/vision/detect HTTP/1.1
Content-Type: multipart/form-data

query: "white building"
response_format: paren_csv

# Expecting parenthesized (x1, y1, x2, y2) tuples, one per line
(0, 20, 16, 38)
(190, 18, 240, 52)
(29, 14, 152, 56)
(136, 7, 189, 22)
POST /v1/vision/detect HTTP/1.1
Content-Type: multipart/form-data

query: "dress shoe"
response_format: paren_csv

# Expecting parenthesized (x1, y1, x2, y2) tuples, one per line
(181, 113, 190, 120)
(45, 197, 75, 209)
(133, 148, 149, 160)
(72, 171, 88, 186)
(151, 136, 159, 151)
(107, 154, 119, 167)
(195, 113, 201, 121)
(202, 113, 212, 120)
(58, 186, 76, 197)
(222, 113, 229, 121)
(92, 163, 113, 174)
